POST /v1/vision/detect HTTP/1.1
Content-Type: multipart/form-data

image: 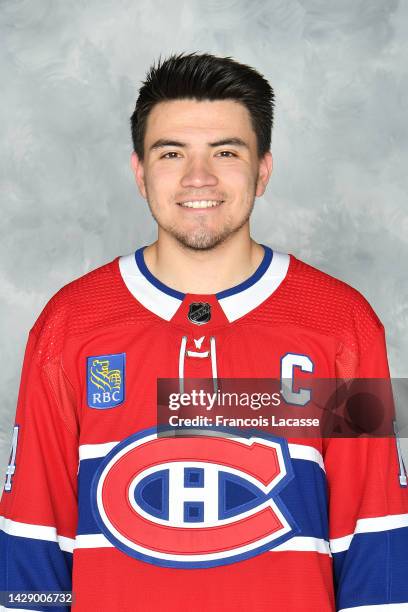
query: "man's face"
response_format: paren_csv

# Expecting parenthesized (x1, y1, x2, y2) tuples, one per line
(131, 98, 272, 250)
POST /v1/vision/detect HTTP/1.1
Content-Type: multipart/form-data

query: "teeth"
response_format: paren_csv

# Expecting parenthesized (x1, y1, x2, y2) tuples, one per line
(179, 200, 223, 209)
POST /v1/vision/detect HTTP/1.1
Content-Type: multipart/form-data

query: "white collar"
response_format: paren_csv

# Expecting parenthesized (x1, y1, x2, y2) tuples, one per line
(118, 245, 290, 323)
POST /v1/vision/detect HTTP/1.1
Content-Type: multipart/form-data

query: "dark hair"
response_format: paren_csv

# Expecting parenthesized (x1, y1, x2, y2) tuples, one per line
(130, 52, 275, 161)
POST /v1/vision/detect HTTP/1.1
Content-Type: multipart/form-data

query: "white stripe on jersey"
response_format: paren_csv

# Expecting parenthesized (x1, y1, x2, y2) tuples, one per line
(0, 515, 74, 553)
(79, 440, 119, 460)
(330, 513, 408, 553)
(74, 532, 331, 556)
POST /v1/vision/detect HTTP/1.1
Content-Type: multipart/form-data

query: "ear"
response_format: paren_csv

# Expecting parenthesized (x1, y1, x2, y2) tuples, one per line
(131, 151, 147, 199)
(255, 151, 273, 197)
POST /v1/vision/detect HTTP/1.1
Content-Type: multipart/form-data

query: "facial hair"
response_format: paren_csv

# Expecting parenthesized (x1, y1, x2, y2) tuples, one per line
(145, 176, 258, 252)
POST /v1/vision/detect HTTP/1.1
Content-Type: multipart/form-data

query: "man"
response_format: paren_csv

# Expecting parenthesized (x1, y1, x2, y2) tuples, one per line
(1, 52, 407, 611)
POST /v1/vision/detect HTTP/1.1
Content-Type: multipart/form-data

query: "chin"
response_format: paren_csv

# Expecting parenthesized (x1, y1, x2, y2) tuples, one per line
(173, 227, 241, 251)
(178, 237, 223, 251)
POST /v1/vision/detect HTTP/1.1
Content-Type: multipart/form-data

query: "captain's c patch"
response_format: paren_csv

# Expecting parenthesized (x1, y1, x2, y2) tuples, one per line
(87, 353, 125, 409)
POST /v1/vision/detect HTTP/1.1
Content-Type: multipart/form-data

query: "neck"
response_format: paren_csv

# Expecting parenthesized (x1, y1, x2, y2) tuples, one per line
(142, 229, 265, 295)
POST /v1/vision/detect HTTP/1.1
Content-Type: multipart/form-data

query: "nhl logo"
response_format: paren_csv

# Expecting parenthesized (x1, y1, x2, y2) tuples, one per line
(188, 302, 211, 325)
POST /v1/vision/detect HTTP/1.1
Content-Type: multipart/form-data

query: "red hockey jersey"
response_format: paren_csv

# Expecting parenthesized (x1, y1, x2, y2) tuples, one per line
(1, 244, 407, 611)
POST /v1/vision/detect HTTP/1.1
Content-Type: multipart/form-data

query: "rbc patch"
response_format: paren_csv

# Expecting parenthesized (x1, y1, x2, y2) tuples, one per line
(87, 353, 125, 409)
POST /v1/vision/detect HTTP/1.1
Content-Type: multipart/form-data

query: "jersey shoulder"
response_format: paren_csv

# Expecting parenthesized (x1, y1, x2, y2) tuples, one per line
(251, 252, 384, 349)
(30, 257, 154, 363)
(291, 254, 382, 324)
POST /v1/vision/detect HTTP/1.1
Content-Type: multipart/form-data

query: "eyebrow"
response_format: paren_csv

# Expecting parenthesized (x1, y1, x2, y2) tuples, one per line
(149, 137, 249, 152)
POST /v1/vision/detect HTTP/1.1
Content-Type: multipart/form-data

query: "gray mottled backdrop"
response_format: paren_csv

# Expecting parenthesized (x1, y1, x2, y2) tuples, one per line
(1, 0, 407, 476)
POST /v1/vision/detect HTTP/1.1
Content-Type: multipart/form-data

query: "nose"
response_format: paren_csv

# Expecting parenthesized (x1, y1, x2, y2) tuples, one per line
(180, 156, 218, 188)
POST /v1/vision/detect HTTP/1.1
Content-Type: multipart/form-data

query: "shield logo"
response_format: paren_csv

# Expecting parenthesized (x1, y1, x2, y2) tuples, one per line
(187, 302, 211, 325)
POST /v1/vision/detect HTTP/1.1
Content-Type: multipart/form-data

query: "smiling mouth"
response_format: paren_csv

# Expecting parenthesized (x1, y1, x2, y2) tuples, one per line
(177, 200, 224, 209)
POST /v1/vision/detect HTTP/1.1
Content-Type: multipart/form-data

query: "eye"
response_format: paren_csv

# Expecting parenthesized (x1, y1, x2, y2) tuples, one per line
(216, 151, 238, 158)
(160, 151, 182, 159)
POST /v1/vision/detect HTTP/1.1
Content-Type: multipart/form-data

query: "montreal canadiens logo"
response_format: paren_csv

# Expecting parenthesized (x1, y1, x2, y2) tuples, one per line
(91, 428, 298, 568)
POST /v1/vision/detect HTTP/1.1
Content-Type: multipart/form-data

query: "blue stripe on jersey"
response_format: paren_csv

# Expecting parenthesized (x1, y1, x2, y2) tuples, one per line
(134, 244, 273, 301)
(0, 529, 72, 611)
(280, 458, 329, 540)
(135, 247, 185, 300)
(77, 456, 328, 540)
(333, 527, 408, 609)
(77, 457, 102, 534)
(216, 245, 273, 299)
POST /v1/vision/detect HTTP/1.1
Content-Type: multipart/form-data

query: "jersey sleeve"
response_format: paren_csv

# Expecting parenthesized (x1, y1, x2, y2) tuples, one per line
(325, 311, 408, 611)
(0, 313, 79, 611)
